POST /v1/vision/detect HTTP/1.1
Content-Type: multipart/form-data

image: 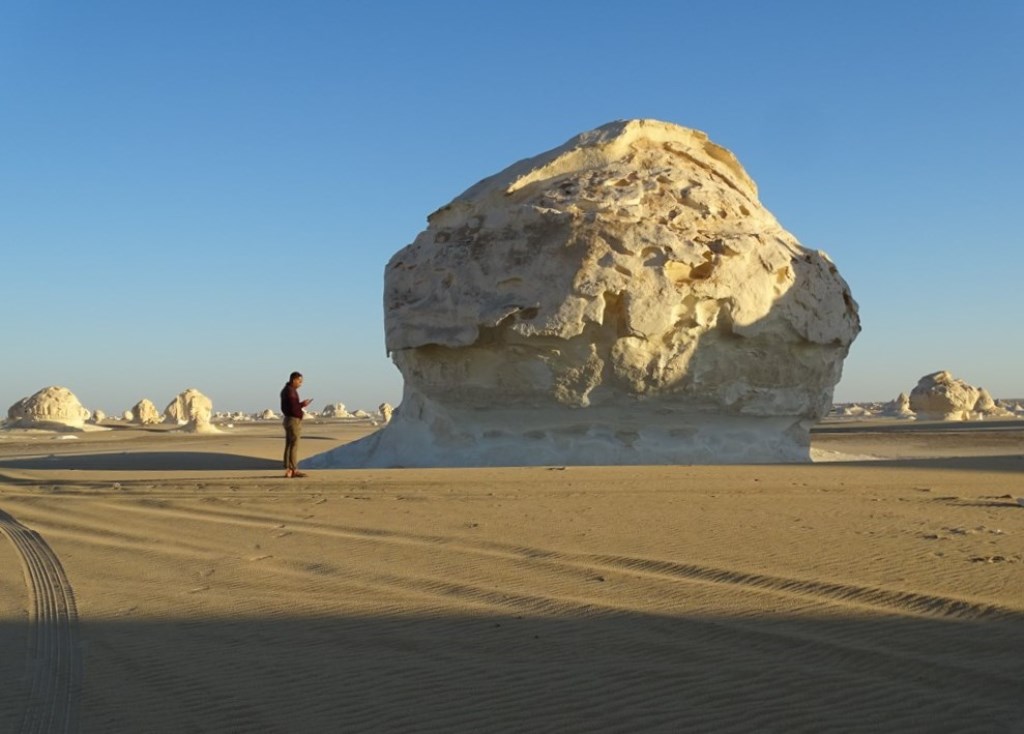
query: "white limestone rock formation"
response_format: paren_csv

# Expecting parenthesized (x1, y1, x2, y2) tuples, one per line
(5, 386, 91, 430)
(321, 403, 351, 418)
(163, 388, 218, 433)
(379, 403, 394, 423)
(129, 399, 162, 425)
(974, 388, 1013, 418)
(90, 409, 107, 424)
(909, 371, 980, 421)
(881, 392, 916, 419)
(259, 409, 278, 421)
(351, 409, 372, 419)
(838, 404, 873, 417)
(306, 119, 860, 468)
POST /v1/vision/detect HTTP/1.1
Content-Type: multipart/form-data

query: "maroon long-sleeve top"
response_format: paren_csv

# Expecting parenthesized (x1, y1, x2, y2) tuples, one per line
(280, 384, 304, 419)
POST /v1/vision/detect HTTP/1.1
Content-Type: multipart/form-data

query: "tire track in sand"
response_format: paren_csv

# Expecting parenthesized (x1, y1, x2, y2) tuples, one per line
(95, 499, 1024, 624)
(0, 508, 82, 734)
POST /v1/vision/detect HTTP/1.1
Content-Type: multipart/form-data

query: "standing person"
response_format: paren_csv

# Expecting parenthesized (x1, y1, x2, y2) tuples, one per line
(280, 371, 313, 478)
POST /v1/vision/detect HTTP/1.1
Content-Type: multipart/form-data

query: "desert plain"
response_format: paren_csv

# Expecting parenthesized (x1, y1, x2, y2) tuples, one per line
(0, 418, 1022, 733)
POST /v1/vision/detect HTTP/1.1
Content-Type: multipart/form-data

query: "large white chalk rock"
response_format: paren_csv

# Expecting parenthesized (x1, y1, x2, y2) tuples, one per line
(129, 399, 162, 425)
(909, 371, 980, 421)
(6, 386, 91, 429)
(307, 120, 860, 468)
(163, 388, 218, 433)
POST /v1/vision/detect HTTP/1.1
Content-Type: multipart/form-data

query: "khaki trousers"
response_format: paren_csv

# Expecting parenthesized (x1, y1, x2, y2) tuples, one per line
(283, 417, 302, 471)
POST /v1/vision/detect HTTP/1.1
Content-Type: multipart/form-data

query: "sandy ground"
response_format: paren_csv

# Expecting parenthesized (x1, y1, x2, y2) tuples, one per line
(0, 419, 1022, 733)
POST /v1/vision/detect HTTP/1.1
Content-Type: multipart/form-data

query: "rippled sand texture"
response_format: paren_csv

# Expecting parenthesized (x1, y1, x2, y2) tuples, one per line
(0, 421, 1022, 732)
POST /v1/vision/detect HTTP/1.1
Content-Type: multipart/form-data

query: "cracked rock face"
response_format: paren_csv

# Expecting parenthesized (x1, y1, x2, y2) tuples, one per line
(309, 120, 860, 467)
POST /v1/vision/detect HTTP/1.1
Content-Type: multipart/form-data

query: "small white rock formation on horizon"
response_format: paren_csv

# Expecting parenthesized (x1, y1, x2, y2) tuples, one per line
(163, 388, 218, 433)
(128, 399, 162, 425)
(881, 392, 915, 419)
(909, 371, 1012, 421)
(839, 404, 872, 417)
(320, 403, 351, 418)
(259, 409, 278, 421)
(305, 119, 860, 468)
(379, 403, 394, 423)
(90, 409, 107, 424)
(5, 386, 91, 430)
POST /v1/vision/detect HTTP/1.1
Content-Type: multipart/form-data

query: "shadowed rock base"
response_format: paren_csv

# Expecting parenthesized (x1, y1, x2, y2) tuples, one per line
(304, 398, 812, 468)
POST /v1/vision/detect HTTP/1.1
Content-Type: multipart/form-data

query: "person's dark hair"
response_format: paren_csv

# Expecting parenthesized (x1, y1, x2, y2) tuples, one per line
(289, 371, 303, 381)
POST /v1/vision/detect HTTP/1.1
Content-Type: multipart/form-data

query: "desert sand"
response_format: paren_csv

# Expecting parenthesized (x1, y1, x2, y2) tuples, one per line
(0, 419, 1022, 732)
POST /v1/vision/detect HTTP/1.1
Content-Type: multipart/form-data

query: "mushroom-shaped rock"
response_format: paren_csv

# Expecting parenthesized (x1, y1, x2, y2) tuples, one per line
(306, 119, 860, 468)
(129, 399, 161, 425)
(6, 386, 91, 429)
(163, 388, 218, 433)
(379, 403, 394, 423)
(909, 371, 980, 421)
(321, 403, 351, 418)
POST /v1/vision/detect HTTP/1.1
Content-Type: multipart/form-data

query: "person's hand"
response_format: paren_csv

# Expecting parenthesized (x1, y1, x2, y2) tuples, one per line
(301, 398, 313, 407)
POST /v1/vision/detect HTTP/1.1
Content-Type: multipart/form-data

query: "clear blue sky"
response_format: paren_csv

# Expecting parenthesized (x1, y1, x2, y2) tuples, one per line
(2, 1, 1022, 413)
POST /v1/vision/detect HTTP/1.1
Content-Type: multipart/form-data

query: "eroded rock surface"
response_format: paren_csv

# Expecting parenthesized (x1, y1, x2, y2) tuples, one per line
(129, 399, 162, 425)
(909, 371, 995, 421)
(163, 388, 217, 433)
(307, 120, 860, 467)
(6, 386, 91, 429)
(973, 388, 1013, 418)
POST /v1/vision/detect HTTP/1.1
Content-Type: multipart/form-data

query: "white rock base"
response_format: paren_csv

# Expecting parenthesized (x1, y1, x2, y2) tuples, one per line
(303, 395, 811, 468)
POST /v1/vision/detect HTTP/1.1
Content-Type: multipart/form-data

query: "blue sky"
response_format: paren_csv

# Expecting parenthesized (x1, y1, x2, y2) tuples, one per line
(2, 1, 1022, 413)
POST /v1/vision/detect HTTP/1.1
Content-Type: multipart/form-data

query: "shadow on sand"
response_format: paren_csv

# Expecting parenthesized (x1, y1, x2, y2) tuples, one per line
(0, 452, 280, 472)
(0, 452, 1021, 475)
(813, 419, 1024, 434)
(0, 611, 1022, 732)
(841, 454, 1024, 474)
